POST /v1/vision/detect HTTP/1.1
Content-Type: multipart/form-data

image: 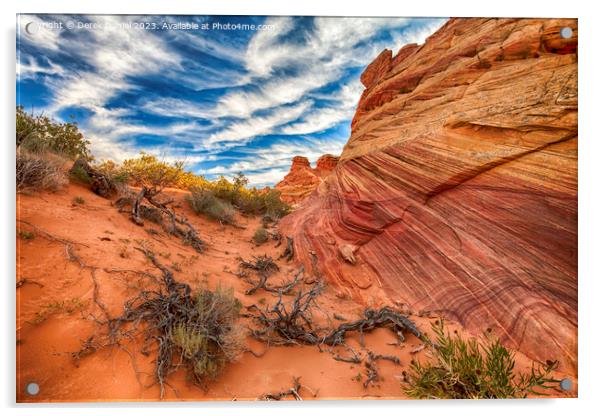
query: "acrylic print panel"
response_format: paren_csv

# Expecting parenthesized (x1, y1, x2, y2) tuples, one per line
(16, 15, 577, 402)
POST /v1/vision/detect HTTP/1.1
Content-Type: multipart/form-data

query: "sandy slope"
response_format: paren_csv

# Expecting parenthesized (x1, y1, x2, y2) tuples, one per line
(16, 182, 575, 401)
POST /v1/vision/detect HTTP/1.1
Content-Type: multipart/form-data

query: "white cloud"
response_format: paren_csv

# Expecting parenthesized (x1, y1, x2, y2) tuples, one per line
(211, 17, 435, 127)
(214, 70, 338, 119)
(141, 98, 216, 120)
(244, 16, 296, 77)
(205, 100, 312, 146)
(20, 15, 446, 173)
(281, 79, 364, 135)
(244, 168, 290, 187)
(17, 56, 65, 80)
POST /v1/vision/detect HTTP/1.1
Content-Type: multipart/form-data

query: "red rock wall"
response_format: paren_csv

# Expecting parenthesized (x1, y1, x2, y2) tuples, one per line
(280, 18, 577, 371)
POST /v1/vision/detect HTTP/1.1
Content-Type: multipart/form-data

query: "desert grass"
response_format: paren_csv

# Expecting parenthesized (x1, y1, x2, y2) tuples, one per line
(187, 188, 236, 224)
(402, 319, 560, 399)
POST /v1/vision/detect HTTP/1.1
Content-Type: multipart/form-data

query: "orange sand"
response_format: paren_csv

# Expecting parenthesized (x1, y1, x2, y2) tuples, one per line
(16, 183, 576, 401)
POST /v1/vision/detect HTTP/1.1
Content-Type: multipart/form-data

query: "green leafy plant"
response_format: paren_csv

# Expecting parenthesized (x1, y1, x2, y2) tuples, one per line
(402, 320, 560, 399)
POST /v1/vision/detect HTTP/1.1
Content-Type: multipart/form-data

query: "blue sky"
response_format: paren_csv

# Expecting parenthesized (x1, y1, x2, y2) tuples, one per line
(17, 15, 445, 186)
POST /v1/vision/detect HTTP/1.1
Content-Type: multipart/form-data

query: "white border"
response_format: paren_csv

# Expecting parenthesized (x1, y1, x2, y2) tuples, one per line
(3, 1, 601, 415)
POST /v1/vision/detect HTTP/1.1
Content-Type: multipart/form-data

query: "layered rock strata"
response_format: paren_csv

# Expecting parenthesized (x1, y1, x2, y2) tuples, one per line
(280, 18, 578, 370)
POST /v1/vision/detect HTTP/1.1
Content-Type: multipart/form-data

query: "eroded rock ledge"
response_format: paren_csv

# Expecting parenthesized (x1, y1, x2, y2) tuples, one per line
(280, 18, 578, 371)
(276, 154, 339, 205)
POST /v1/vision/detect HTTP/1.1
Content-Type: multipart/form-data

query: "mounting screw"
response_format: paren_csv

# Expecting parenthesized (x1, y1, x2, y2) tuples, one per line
(560, 27, 573, 39)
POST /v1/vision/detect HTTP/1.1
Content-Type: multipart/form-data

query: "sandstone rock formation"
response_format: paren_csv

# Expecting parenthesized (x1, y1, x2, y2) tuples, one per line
(280, 18, 578, 371)
(276, 154, 339, 204)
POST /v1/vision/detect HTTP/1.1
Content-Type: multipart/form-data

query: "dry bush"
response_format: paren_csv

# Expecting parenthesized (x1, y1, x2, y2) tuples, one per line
(81, 249, 242, 396)
(171, 286, 245, 381)
(16, 150, 67, 191)
(252, 227, 269, 245)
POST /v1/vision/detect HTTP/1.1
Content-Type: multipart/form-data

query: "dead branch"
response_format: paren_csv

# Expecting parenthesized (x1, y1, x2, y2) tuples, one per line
(249, 283, 422, 351)
(237, 256, 304, 296)
(363, 357, 380, 388)
(368, 351, 401, 365)
(78, 246, 242, 399)
(259, 376, 303, 401)
(70, 158, 117, 198)
(126, 186, 205, 253)
(16, 278, 44, 289)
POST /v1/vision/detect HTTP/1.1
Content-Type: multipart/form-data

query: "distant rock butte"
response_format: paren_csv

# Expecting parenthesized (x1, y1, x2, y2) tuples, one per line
(280, 18, 578, 371)
(276, 155, 339, 204)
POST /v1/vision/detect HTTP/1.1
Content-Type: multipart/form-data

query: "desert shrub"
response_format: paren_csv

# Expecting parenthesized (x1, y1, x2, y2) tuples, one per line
(72, 196, 85, 205)
(18, 230, 35, 240)
(16, 150, 67, 191)
(69, 164, 93, 185)
(170, 286, 244, 383)
(94, 159, 130, 188)
(120, 152, 185, 190)
(176, 170, 211, 189)
(187, 188, 235, 224)
(236, 187, 291, 218)
(207, 173, 290, 219)
(252, 226, 269, 245)
(402, 320, 560, 399)
(16, 106, 90, 160)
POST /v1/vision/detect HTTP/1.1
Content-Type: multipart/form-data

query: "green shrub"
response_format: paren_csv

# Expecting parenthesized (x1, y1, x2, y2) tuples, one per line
(69, 164, 93, 185)
(187, 188, 235, 224)
(18, 230, 35, 240)
(252, 226, 269, 245)
(16, 150, 67, 191)
(16, 106, 90, 160)
(170, 286, 244, 383)
(402, 320, 560, 399)
(236, 187, 291, 218)
(94, 159, 130, 188)
(72, 196, 85, 204)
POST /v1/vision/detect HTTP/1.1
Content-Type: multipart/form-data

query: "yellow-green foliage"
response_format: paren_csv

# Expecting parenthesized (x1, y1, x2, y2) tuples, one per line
(17, 106, 90, 160)
(202, 173, 291, 218)
(95, 152, 210, 190)
(170, 286, 244, 384)
(94, 159, 129, 185)
(402, 320, 560, 399)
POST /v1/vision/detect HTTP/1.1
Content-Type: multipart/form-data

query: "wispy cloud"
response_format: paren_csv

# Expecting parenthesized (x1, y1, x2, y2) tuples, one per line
(205, 100, 312, 146)
(17, 15, 446, 185)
